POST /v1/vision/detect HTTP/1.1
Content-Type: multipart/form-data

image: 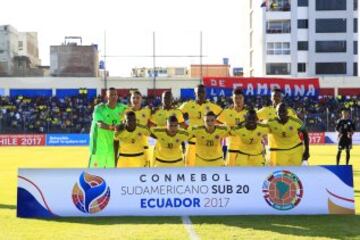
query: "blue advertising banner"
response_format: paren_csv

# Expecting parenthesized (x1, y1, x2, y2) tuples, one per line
(46, 134, 89, 146)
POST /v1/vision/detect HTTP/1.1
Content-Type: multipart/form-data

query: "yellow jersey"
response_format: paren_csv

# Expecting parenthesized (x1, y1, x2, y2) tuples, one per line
(267, 117, 304, 150)
(230, 123, 269, 155)
(150, 108, 185, 127)
(114, 124, 151, 155)
(190, 125, 229, 160)
(126, 107, 152, 126)
(179, 100, 222, 127)
(151, 127, 190, 161)
(257, 105, 297, 122)
(217, 107, 248, 149)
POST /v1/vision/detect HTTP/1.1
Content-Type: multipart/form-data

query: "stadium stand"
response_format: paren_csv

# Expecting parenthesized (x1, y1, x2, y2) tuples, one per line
(1, 94, 360, 134)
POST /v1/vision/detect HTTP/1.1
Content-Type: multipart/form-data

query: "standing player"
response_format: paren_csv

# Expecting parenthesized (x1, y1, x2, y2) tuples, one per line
(115, 111, 151, 168)
(336, 109, 356, 165)
(257, 88, 297, 121)
(217, 87, 247, 166)
(151, 116, 190, 167)
(150, 91, 185, 127)
(179, 84, 222, 166)
(89, 88, 127, 168)
(267, 103, 310, 166)
(127, 90, 152, 166)
(230, 109, 269, 166)
(190, 111, 229, 167)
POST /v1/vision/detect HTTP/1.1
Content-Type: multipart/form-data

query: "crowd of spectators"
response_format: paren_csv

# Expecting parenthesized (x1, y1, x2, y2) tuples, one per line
(1, 94, 360, 134)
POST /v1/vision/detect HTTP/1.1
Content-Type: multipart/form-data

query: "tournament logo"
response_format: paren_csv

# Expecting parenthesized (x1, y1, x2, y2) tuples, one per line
(72, 172, 111, 214)
(262, 170, 303, 211)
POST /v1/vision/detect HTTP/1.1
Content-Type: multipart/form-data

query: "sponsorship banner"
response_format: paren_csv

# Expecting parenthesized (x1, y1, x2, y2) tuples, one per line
(325, 132, 360, 144)
(17, 166, 355, 218)
(46, 134, 89, 146)
(203, 77, 320, 97)
(0, 134, 45, 146)
(309, 132, 325, 144)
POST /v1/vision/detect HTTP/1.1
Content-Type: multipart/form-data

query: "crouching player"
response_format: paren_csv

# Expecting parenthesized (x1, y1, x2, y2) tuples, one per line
(230, 109, 269, 166)
(267, 103, 310, 166)
(190, 111, 229, 166)
(115, 111, 151, 168)
(151, 116, 190, 167)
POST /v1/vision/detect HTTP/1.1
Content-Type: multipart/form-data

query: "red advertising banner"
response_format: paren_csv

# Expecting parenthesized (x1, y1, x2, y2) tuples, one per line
(203, 77, 320, 97)
(309, 132, 325, 144)
(0, 134, 46, 146)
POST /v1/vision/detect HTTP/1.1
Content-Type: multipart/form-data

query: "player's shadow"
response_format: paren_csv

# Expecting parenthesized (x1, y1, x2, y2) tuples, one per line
(190, 215, 360, 239)
(0, 204, 16, 210)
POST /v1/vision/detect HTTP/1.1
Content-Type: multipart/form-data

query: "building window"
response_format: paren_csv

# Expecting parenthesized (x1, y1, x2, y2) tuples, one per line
(354, 18, 358, 33)
(316, 62, 347, 74)
(250, 32, 253, 49)
(316, 41, 347, 53)
(355, 0, 358, 10)
(267, 42, 290, 55)
(298, 0, 308, 7)
(250, 12, 253, 29)
(250, 51, 253, 68)
(18, 41, 23, 51)
(355, 41, 358, 55)
(266, 20, 291, 33)
(266, 63, 291, 75)
(316, 19, 347, 33)
(354, 62, 358, 76)
(298, 63, 306, 72)
(298, 19, 308, 29)
(316, 0, 346, 10)
(298, 41, 309, 50)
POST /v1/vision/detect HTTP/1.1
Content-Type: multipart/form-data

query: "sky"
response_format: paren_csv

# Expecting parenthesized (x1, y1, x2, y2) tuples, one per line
(0, 0, 249, 76)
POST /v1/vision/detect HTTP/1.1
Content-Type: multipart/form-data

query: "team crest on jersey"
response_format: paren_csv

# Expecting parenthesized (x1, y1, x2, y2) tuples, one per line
(176, 139, 180, 143)
(257, 132, 261, 136)
(142, 114, 146, 118)
(206, 106, 210, 111)
(138, 133, 142, 137)
(215, 135, 220, 139)
(289, 126, 294, 131)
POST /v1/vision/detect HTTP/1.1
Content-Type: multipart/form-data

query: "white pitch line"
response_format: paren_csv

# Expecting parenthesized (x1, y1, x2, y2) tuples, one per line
(182, 216, 200, 240)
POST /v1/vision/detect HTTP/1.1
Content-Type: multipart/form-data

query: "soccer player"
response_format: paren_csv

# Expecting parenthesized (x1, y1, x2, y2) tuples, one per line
(230, 109, 269, 166)
(267, 103, 310, 166)
(190, 111, 229, 167)
(336, 109, 356, 165)
(179, 84, 222, 166)
(257, 88, 297, 121)
(151, 116, 190, 167)
(150, 91, 185, 128)
(217, 87, 247, 166)
(127, 90, 152, 166)
(88, 87, 127, 168)
(115, 111, 151, 168)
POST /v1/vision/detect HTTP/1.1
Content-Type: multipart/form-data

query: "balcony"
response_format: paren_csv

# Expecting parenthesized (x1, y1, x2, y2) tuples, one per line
(266, 1, 291, 12)
(266, 20, 291, 34)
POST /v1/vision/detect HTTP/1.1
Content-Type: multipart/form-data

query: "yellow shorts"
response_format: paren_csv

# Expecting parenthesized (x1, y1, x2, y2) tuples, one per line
(153, 157, 185, 167)
(269, 144, 304, 166)
(117, 153, 146, 168)
(226, 149, 238, 166)
(235, 152, 264, 166)
(194, 155, 225, 167)
(185, 139, 196, 166)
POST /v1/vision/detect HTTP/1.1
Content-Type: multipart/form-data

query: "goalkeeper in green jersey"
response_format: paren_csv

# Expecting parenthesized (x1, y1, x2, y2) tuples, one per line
(89, 87, 127, 168)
